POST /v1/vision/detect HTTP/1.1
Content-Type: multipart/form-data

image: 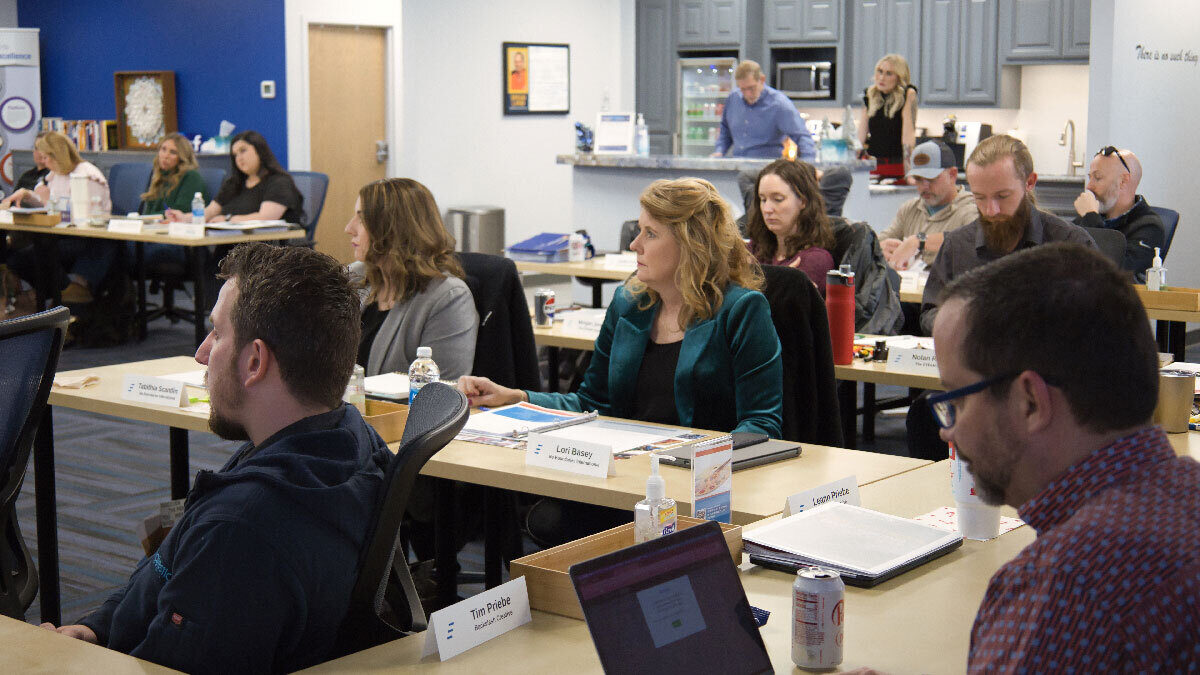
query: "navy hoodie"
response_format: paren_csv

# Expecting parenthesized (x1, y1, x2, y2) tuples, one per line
(80, 404, 392, 673)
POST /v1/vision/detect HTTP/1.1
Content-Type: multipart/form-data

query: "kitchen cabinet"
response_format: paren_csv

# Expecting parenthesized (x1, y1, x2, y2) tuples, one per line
(677, 0, 744, 47)
(847, 0, 921, 98)
(921, 0, 1003, 105)
(765, 0, 841, 42)
(638, 0, 676, 154)
(1000, 0, 1089, 63)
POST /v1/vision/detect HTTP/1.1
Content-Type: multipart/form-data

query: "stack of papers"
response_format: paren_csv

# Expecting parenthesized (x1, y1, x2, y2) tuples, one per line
(365, 372, 410, 400)
(744, 502, 963, 587)
(205, 220, 293, 235)
(456, 402, 707, 453)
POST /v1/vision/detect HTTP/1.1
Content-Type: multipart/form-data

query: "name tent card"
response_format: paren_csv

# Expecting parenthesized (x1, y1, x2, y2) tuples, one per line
(525, 432, 615, 478)
(168, 222, 205, 239)
(887, 347, 939, 376)
(107, 219, 144, 234)
(422, 576, 532, 661)
(121, 374, 187, 407)
(783, 475, 861, 517)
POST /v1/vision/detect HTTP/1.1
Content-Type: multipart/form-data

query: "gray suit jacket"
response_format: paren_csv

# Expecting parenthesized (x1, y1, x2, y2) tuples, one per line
(350, 262, 479, 380)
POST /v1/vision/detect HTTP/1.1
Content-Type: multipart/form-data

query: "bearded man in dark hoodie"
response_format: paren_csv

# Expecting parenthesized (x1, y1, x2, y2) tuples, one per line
(41, 243, 392, 673)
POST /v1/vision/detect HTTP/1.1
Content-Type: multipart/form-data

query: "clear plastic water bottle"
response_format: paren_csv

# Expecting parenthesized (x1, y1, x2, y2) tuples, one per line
(636, 113, 650, 157)
(342, 364, 366, 414)
(408, 346, 439, 405)
(191, 192, 205, 225)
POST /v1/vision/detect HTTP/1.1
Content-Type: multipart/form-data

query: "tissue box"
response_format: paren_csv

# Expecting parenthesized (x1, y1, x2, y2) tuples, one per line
(510, 516, 742, 619)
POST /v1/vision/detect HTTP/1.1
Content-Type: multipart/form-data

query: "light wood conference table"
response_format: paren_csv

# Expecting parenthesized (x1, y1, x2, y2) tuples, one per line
(513, 258, 633, 307)
(38, 357, 928, 624)
(0, 614, 178, 673)
(0, 219, 306, 346)
(303, 459, 1033, 674)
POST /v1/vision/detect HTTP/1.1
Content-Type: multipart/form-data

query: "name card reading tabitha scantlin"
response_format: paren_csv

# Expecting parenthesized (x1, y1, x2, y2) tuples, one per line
(121, 374, 187, 407)
(887, 347, 939, 376)
(525, 432, 615, 478)
(107, 219, 144, 234)
(422, 576, 532, 661)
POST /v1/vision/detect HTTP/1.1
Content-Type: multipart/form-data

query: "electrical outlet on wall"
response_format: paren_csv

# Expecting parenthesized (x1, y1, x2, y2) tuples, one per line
(260, 80, 276, 99)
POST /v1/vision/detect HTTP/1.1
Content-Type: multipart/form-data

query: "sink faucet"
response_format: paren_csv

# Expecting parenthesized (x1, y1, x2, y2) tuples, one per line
(1058, 120, 1083, 176)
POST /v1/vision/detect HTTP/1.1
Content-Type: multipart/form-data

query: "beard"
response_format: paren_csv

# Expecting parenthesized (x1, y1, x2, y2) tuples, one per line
(980, 196, 1033, 254)
(207, 360, 249, 441)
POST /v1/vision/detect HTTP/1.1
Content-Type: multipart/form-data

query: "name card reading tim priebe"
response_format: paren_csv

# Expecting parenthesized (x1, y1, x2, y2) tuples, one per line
(887, 347, 939, 376)
(422, 576, 532, 661)
(121, 374, 187, 407)
(525, 432, 615, 478)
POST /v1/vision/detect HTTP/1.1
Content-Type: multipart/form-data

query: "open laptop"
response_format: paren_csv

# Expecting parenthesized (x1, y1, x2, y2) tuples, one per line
(658, 432, 801, 471)
(568, 521, 772, 675)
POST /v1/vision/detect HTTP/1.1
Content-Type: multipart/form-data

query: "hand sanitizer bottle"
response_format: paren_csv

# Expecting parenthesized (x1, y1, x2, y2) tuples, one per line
(636, 113, 650, 157)
(634, 454, 677, 543)
(1146, 247, 1166, 291)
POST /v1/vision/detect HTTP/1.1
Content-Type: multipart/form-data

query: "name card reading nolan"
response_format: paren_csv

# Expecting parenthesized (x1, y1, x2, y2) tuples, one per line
(783, 475, 861, 517)
(525, 432, 615, 477)
(887, 347, 939, 376)
(121, 374, 187, 407)
(422, 576, 532, 661)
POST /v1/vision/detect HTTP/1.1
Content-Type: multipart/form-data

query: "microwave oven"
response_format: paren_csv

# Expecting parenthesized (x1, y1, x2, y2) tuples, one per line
(777, 61, 833, 99)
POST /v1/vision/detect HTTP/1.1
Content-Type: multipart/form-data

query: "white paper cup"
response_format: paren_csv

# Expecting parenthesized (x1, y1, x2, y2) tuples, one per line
(956, 502, 1002, 540)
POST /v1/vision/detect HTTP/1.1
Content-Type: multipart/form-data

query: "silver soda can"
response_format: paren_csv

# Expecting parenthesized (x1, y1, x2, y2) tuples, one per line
(792, 567, 845, 669)
(534, 289, 556, 326)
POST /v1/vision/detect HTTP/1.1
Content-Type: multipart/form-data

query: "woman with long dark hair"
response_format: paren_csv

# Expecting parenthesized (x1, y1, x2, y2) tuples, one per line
(166, 130, 301, 224)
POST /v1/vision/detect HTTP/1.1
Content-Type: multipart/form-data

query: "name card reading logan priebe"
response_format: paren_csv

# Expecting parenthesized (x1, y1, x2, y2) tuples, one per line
(422, 576, 532, 661)
(783, 475, 861, 517)
(107, 219, 144, 234)
(887, 347, 939, 376)
(525, 431, 615, 478)
(121, 374, 187, 407)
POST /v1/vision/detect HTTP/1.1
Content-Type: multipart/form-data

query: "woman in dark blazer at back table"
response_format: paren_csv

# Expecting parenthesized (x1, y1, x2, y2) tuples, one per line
(460, 177, 783, 438)
(166, 130, 302, 225)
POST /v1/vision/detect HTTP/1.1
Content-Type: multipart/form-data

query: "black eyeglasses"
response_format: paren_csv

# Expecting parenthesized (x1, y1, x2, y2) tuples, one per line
(1097, 146, 1131, 174)
(925, 373, 1018, 429)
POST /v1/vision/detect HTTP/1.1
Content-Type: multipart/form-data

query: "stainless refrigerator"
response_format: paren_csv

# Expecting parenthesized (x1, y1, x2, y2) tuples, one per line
(677, 56, 737, 157)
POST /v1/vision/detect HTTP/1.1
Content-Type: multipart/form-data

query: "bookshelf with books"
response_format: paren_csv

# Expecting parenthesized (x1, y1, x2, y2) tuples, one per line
(40, 118, 119, 152)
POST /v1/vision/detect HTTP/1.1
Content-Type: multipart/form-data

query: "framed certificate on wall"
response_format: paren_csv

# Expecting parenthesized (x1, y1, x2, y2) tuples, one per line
(503, 42, 569, 115)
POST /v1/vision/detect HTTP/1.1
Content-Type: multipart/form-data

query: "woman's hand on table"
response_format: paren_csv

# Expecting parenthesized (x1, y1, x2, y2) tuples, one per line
(457, 376, 527, 407)
(1, 188, 34, 208)
(164, 208, 186, 223)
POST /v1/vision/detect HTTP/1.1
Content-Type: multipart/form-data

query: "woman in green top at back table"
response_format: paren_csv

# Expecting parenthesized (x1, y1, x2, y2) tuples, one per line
(133, 132, 210, 267)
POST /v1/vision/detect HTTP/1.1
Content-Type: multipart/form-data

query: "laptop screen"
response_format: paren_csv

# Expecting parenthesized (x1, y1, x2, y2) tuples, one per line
(569, 521, 772, 675)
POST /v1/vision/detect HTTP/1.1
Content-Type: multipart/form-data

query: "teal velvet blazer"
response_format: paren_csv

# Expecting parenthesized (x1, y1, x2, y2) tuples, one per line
(527, 284, 783, 437)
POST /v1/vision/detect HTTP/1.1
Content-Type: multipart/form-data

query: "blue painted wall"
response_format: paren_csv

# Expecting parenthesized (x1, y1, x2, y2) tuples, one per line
(17, 0, 289, 165)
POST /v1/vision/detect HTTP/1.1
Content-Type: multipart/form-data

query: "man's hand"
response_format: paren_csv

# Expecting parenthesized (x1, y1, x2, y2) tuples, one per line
(40, 623, 98, 644)
(886, 235, 920, 271)
(1074, 190, 1100, 216)
(880, 238, 902, 258)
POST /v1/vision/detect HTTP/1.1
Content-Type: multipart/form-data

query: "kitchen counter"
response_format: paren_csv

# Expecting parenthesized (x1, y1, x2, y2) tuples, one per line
(557, 153, 875, 172)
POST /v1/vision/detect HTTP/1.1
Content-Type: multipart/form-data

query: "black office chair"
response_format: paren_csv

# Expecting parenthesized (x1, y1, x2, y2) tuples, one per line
(0, 306, 69, 619)
(1150, 206, 1180, 259)
(1082, 226, 1128, 268)
(333, 382, 469, 656)
(198, 167, 228, 202)
(107, 163, 153, 215)
(760, 266, 843, 446)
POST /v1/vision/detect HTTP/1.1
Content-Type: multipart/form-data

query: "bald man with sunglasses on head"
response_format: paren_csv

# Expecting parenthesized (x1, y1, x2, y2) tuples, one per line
(1073, 146, 1165, 282)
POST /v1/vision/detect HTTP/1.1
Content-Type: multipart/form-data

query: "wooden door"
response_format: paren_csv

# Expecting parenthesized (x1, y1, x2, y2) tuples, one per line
(308, 24, 387, 263)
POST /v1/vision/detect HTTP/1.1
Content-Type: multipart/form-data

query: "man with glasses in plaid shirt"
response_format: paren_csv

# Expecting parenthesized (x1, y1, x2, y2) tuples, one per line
(930, 243, 1199, 672)
(1073, 146, 1165, 282)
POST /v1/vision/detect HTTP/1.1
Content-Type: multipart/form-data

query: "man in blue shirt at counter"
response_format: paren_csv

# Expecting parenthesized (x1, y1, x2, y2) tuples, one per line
(712, 60, 814, 160)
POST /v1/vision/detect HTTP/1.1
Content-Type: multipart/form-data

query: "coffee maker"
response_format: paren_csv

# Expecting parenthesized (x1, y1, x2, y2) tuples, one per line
(942, 115, 992, 169)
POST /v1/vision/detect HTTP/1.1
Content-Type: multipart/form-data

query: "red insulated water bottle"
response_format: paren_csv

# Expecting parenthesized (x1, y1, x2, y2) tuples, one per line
(826, 265, 855, 365)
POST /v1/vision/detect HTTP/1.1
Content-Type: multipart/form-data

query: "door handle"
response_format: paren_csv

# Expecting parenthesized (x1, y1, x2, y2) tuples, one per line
(375, 140, 388, 164)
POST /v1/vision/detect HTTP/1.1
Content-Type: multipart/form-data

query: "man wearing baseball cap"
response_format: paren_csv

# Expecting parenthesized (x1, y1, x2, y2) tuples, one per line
(880, 139, 977, 270)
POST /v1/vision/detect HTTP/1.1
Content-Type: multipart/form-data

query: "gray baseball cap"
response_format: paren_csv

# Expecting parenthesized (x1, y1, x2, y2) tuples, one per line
(907, 140, 956, 180)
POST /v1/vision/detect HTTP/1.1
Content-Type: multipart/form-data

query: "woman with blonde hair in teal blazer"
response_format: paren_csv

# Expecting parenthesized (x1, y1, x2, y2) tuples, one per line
(460, 177, 782, 438)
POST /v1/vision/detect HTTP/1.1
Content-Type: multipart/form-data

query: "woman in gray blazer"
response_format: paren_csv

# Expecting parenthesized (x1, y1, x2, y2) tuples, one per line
(345, 178, 478, 380)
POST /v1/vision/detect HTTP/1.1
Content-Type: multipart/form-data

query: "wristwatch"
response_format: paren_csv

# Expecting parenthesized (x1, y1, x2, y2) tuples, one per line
(917, 232, 927, 253)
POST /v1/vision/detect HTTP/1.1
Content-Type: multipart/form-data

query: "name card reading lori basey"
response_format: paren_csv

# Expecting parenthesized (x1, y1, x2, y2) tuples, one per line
(525, 432, 615, 477)
(422, 576, 532, 661)
(887, 347, 939, 376)
(121, 374, 187, 407)
(783, 475, 861, 517)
